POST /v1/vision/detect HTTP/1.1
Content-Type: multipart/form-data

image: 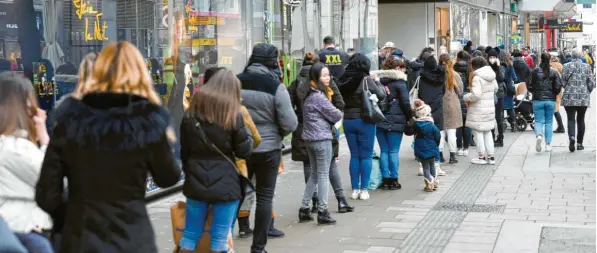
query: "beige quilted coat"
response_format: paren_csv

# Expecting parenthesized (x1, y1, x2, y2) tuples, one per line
(464, 66, 498, 132)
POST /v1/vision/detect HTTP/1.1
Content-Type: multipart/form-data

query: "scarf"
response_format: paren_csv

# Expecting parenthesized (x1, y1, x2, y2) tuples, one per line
(310, 80, 333, 101)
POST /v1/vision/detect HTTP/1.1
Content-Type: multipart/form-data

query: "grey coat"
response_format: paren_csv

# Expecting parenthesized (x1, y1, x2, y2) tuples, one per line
(561, 60, 595, 107)
(238, 63, 298, 152)
(443, 70, 463, 129)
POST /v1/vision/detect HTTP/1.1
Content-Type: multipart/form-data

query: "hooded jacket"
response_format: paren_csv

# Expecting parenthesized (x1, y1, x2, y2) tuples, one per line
(36, 93, 182, 253)
(529, 67, 562, 101)
(379, 48, 404, 68)
(413, 121, 441, 160)
(376, 69, 412, 132)
(338, 53, 386, 120)
(513, 57, 532, 85)
(464, 66, 498, 132)
(288, 65, 344, 160)
(238, 63, 298, 153)
(454, 60, 470, 115)
(523, 51, 535, 68)
(418, 56, 446, 130)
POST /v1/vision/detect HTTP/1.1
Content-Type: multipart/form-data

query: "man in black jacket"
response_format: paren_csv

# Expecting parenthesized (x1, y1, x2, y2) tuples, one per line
(319, 36, 349, 80)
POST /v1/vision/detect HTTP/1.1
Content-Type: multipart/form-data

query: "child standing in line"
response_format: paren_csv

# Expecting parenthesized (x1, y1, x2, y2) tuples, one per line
(412, 99, 442, 192)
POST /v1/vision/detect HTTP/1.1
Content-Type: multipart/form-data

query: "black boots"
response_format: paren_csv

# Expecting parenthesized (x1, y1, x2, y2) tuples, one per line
(298, 207, 313, 222)
(389, 178, 401, 190)
(310, 197, 318, 213)
(554, 127, 565, 133)
(337, 196, 354, 213)
(440, 153, 446, 163)
(554, 112, 565, 133)
(380, 177, 390, 190)
(317, 210, 336, 225)
(267, 218, 285, 238)
(238, 216, 253, 238)
(449, 152, 458, 164)
(577, 143, 585, 151)
(494, 135, 504, 147)
(570, 139, 576, 152)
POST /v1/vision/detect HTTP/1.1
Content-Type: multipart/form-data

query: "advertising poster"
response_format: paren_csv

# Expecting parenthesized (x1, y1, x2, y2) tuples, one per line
(497, 34, 504, 48)
(511, 33, 522, 45)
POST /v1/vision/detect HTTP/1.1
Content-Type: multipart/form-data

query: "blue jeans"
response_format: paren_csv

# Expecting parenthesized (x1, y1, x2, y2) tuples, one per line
(343, 118, 376, 190)
(376, 129, 403, 179)
(180, 199, 240, 251)
(14, 232, 54, 253)
(533, 100, 556, 144)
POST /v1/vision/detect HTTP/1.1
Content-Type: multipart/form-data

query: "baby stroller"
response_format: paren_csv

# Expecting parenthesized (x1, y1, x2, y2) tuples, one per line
(513, 84, 535, 131)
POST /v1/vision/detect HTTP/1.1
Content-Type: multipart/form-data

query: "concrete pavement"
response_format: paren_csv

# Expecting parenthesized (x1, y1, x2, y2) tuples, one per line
(148, 98, 596, 253)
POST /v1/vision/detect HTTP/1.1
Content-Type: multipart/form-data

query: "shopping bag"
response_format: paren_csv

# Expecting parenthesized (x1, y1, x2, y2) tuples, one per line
(408, 76, 420, 108)
(170, 201, 235, 253)
(368, 152, 383, 190)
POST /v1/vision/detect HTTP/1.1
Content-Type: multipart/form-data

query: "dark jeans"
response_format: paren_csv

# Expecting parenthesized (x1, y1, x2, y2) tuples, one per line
(246, 150, 281, 251)
(507, 108, 516, 125)
(565, 106, 588, 144)
(492, 98, 504, 137)
(457, 114, 471, 149)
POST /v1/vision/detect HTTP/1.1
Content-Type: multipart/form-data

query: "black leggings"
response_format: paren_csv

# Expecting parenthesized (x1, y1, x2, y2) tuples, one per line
(565, 106, 588, 144)
(493, 98, 504, 138)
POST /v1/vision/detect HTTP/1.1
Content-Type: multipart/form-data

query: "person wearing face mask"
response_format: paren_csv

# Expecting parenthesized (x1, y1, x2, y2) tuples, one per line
(485, 47, 506, 147)
(298, 63, 343, 225)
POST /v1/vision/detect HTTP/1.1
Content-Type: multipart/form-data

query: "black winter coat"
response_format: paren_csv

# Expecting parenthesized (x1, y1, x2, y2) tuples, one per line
(289, 65, 345, 161)
(492, 63, 506, 98)
(418, 57, 446, 130)
(407, 58, 425, 91)
(513, 57, 532, 84)
(338, 53, 386, 120)
(180, 113, 253, 203)
(376, 69, 413, 132)
(528, 67, 562, 101)
(454, 60, 470, 115)
(36, 93, 182, 253)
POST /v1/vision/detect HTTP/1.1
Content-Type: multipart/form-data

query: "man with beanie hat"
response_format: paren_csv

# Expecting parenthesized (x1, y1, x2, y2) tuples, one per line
(237, 43, 298, 253)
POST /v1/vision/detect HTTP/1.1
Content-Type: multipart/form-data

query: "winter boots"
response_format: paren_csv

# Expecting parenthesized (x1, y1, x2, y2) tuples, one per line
(337, 196, 354, 213)
(439, 153, 446, 163)
(554, 112, 565, 133)
(380, 178, 401, 190)
(317, 210, 336, 225)
(298, 207, 313, 222)
(268, 218, 285, 238)
(448, 152, 458, 164)
(238, 216, 253, 238)
(494, 135, 504, 147)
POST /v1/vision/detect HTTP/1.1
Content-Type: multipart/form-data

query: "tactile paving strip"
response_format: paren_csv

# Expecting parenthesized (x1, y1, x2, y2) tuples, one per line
(400, 132, 522, 253)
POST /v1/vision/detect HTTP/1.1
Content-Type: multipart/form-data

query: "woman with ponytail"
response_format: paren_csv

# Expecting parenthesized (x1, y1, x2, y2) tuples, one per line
(439, 53, 463, 164)
(528, 52, 562, 152)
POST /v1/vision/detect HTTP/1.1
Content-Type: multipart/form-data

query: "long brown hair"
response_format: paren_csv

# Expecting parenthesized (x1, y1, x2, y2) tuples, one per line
(0, 72, 40, 143)
(83, 42, 161, 105)
(72, 52, 96, 99)
(439, 53, 455, 89)
(188, 68, 241, 129)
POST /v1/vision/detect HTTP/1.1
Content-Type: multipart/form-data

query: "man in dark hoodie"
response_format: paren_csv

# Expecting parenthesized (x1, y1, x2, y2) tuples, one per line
(512, 49, 532, 87)
(319, 36, 349, 80)
(417, 55, 447, 175)
(237, 43, 298, 253)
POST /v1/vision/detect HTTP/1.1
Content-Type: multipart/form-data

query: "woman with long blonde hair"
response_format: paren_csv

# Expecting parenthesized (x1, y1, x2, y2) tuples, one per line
(36, 41, 182, 253)
(177, 68, 253, 252)
(52, 52, 96, 125)
(439, 53, 463, 165)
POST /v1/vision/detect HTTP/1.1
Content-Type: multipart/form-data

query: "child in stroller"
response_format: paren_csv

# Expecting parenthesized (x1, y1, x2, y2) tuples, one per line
(513, 83, 535, 131)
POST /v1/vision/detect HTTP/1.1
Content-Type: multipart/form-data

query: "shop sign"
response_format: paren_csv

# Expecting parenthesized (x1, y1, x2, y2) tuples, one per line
(577, 0, 595, 4)
(72, 0, 108, 41)
(192, 38, 216, 46)
(559, 22, 583, 33)
(186, 16, 224, 25)
(511, 33, 522, 45)
(497, 34, 504, 47)
(220, 56, 232, 65)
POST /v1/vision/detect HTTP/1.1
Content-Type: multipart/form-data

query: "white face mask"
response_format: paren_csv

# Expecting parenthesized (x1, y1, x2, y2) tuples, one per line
(489, 58, 500, 65)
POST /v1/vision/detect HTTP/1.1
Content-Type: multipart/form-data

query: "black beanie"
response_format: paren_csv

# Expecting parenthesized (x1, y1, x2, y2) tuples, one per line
(248, 43, 279, 68)
(485, 47, 500, 58)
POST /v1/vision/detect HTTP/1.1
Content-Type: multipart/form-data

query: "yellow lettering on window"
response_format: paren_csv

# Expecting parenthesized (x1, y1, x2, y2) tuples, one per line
(73, 0, 108, 41)
(220, 56, 233, 65)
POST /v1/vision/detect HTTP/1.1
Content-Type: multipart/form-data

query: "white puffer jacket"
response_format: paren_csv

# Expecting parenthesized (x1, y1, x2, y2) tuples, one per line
(464, 66, 498, 132)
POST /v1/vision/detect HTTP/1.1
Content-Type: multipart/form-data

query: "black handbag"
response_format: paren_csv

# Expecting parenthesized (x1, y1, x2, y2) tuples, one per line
(191, 118, 255, 195)
(360, 77, 386, 123)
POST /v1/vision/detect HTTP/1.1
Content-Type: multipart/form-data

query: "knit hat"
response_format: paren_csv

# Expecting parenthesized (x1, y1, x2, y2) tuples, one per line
(413, 99, 432, 120)
(248, 43, 279, 68)
(485, 47, 500, 58)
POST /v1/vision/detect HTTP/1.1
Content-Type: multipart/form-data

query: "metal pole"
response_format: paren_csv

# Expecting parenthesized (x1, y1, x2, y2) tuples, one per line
(135, 0, 139, 48)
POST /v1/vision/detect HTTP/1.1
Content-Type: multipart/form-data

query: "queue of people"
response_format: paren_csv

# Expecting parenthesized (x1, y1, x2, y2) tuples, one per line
(0, 36, 594, 253)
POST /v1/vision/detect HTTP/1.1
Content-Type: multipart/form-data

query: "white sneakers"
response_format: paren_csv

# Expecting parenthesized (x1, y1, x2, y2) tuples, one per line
(457, 149, 469, 156)
(471, 157, 495, 165)
(536, 136, 543, 152)
(417, 163, 424, 176)
(545, 144, 552, 152)
(435, 163, 446, 176)
(351, 189, 370, 200)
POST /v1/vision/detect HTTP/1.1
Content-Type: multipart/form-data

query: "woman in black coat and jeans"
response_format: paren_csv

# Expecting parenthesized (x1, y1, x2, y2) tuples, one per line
(288, 52, 353, 213)
(178, 69, 253, 252)
(454, 51, 472, 156)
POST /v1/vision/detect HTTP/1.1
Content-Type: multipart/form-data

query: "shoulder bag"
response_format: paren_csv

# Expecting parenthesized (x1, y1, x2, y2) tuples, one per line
(360, 76, 386, 123)
(191, 118, 255, 195)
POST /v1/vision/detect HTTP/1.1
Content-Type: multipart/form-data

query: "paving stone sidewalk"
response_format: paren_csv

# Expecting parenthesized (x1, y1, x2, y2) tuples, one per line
(149, 98, 596, 253)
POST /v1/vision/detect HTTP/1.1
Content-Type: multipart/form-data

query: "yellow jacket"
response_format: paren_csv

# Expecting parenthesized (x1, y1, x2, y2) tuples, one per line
(236, 106, 261, 178)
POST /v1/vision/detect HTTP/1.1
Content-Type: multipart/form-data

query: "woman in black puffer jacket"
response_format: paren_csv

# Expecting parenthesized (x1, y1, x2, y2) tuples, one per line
(288, 52, 353, 213)
(454, 51, 472, 156)
(338, 53, 386, 201)
(375, 56, 413, 190)
(485, 47, 506, 147)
